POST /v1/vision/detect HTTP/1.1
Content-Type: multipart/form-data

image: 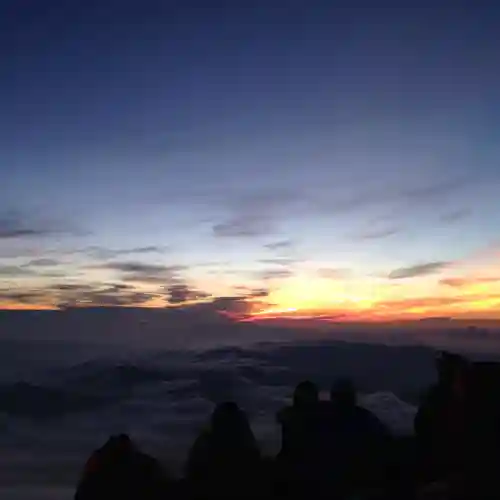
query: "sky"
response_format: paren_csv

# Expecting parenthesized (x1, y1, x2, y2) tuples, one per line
(1, 1, 500, 321)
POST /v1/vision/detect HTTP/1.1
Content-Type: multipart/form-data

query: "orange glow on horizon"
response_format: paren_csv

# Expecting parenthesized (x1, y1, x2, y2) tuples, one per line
(2, 255, 500, 322)
(0, 302, 57, 311)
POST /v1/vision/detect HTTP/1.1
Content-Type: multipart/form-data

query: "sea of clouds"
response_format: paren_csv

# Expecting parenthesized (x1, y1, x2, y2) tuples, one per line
(0, 335, 432, 500)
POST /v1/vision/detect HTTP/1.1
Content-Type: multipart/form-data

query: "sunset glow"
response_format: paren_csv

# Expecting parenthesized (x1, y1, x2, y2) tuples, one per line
(2, 3, 500, 331)
(3, 254, 499, 324)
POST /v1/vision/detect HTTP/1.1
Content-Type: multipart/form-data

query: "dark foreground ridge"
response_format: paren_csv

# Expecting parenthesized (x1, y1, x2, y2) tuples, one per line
(74, 351, 500, 500)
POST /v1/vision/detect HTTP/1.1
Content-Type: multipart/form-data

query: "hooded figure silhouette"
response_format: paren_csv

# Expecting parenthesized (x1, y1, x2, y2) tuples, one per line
(186, 402, 262, 499)
(75, 434, 169, 500)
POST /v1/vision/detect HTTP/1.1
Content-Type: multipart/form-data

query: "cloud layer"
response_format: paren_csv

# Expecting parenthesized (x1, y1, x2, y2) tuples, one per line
(388, 262, 449, 280)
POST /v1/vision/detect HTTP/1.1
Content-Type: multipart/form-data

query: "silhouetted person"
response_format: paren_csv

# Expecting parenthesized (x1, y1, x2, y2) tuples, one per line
(449, 361, 500, 499)
(277, 380, 320, 460)
(327, 378, 391, 497)
(414, 351, 468, 482)
(75, 434, 170, 500)
(185, 402, 262, 499)
(275, 381, 326, 497)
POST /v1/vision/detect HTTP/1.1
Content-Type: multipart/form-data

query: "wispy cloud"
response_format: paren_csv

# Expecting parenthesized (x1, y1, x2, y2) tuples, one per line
(378, 296, 467, 310)
(98, 261, 186, 284)
(22, 258, 60, 268)
(210, 187, 298, 239)
(316, 177, 472, 217)
(213, 214, 274, 238)
(257, 268, 294, 281)
(264, 240, 294, 251)
(259, 258, 297, 266)
(317, 268, 352, 280)
(164, 283, 210, 304)
(0, 214, 54, 239)
(402, 177, 470, 201)
(0, 265, 36, 277)
(2, 281, 160, 308)
(59, 287, 157, 308)
(84, 246, 168, 260)
(439, 208, 471, 224)
(0, 211, 81, 240)
(388, 262, 449, 280)
(355, 227, 401, 241)
(102, 262, 175, 274)
(0, 290, 45, 305)
(440, 276, 500, 288)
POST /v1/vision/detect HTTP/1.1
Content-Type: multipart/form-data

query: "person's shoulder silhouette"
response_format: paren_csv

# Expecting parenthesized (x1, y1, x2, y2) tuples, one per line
(415, 351, 468, 441)
(186, 401, 261, 498)
(330, 378, 389, 442)
(277, 380, 323, 461)
(75, 434, 169, 500)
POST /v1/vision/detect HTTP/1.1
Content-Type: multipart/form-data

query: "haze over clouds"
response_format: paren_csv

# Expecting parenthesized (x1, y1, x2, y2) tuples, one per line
(1, 2, 500, 330)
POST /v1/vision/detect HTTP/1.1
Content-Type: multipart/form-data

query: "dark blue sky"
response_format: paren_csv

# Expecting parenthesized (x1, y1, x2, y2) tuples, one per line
(1, 2, 500, 317)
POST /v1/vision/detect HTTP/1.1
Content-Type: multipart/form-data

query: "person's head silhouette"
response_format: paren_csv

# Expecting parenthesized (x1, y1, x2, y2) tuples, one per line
(436, 351, 467, 388)
(210, 401, 252, 442)
(293, 380, 319, 409)
(330, 378, 356, 409)
(100, 433, 134, 460)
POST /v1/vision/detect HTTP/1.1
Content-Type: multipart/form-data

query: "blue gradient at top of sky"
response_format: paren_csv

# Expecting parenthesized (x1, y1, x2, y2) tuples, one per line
(1, 2, 500, 278)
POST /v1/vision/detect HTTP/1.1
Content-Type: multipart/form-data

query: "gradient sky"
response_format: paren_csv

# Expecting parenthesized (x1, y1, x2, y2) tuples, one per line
(1, 2, 500, 320)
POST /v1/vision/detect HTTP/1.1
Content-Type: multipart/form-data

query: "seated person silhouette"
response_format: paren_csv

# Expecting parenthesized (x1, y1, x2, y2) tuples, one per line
(185, 401, 262, 499)
(443, 360, 500, 500)
(414, 351, 468, 482)
(328, 378, 391, 496)
(277, 380, 322, 462)
(75, 433, 170, 500)
(275, 381, 326, 496)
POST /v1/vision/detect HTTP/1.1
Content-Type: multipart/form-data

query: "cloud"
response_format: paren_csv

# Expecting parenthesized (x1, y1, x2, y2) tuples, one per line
(232, 286, 270, 298)
(224, 188, 297, 214)
(0, 265, 36, 277)
(164, 286, 272, 321)
(402, 177, 470, 201)
(38, 270, 68, 278)
(208, 296, 254, 315)
(247, 288, 270, 298)
(379, 296, 466, 309)
(60, 289, 157, 308)
(0, 227, 50, 239)
(257, 268, 294, 281)
(106, 283, 134, 292)
(197, 294, 271, 319)
(165, 283, 210, 305)
(315, 177, 472, 217)
(0, 212, 54, 239)
(213, 214, 274, 238)
(54, 283, 95, 292)
(321, 189, 386, 214)
(259, 258, 297, 266)
(440, 278, 467, 288)
(22, 258, 60, 268)
(149, 295, 253, 323)
(317, 268, 352, 280)
(355, 227, 401, 240)
(99, 261, 187, 284)
(388, 262, 449, 280)
(84, 246, 167, 260)
(104, 262, 172, 274)
(210, 187, 299, 239)
(264, 240, 294, 251)
(440, 276, 500, 288)
(440, 208, 471, 224)
(51, 282, 158, 308)
(0, 290, 44, 305)
(0, 280, 162, 308)
(0, 211, 79, 240)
